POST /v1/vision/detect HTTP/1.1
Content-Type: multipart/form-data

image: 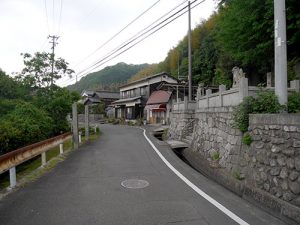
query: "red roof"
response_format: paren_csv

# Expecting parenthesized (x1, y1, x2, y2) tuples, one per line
(146, 90, 172, 105)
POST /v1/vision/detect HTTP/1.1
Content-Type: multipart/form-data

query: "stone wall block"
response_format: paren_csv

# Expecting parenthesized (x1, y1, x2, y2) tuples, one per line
(277, 157, 286, 166)
(289, 171, 299, 181)
(270, 167, 281, 176)
(282, 149, 295, 156)
(270, 159, 277, 167)
(295, 156, 300, 171)
(271, 145, 281, 153)
(280, 167, 289, 179)
(286, 158, 295, 169)
(255, 141, 265, 149)
(293, 140, 300, 148)
(289, 181, 300, 195)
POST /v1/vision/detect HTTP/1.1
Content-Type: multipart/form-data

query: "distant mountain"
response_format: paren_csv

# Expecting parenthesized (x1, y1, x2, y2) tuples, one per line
(67, 62, 149, 93)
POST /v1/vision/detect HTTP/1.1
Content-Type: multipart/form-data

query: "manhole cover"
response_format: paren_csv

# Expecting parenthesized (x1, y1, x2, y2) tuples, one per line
(121, 179, 149, 189)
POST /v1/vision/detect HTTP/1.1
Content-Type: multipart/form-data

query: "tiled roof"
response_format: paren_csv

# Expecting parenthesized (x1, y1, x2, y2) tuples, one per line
(94, 91, 120, 99)
(146, 90, 172, 105)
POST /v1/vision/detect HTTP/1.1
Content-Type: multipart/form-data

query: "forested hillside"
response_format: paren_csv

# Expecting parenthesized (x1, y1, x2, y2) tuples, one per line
(130, 0, 300, 87)
(67, 62, 149, 93)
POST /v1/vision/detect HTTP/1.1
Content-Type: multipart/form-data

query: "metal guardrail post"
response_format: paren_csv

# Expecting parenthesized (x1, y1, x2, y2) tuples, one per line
(9, 167, 16, 188)
(59, 143, 64, 154)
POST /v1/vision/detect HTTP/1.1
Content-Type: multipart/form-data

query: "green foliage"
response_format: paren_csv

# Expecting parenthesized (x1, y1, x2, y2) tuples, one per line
(233, 171, 245, 180)
(211, 151, 220, 161)
(213, 68, 232, 88)
(19, 52, 74, 88)
(233, 91, 282, 132)
(288, 92, 300, 113)
(33, 87, 80, 135)
(0, 69, 28, 99)
(242, 134, 252, 146)
(0, 102, 53, 154)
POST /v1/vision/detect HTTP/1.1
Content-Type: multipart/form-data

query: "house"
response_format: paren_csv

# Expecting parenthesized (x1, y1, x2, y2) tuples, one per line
(81, 90, 120, 107)
(145, 90, 172, 124)
(112, 72, 178, 120)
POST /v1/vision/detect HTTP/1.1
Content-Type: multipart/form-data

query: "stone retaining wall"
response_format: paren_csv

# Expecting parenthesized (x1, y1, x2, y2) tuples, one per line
(245, 114, 300, 206)
(168, 110, 300, 208)
(168, 110, 194, 140)
(192, 107, 243, 171)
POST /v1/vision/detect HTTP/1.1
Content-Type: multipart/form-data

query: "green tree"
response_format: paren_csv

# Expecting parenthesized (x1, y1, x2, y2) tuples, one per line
(19, 52, 74, 88)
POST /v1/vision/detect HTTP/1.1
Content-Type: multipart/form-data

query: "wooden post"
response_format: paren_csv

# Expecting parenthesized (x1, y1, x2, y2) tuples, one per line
(85, 105, 89, 141)
(72, 103, 79, 149)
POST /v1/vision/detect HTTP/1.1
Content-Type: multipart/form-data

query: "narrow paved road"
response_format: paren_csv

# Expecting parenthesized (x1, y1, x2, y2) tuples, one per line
(0, 125, 287, 225)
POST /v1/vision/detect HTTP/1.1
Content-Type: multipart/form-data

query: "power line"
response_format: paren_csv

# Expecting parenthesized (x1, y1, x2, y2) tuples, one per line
(52, 0, 55, 34)
(62, 0, 205, 86)
(73, 0, 162, 69)
(44, 0, 50, 34)
(74, 2, 190, 78)
(58, 0, 63, 35)
(65, 0, 190, 85)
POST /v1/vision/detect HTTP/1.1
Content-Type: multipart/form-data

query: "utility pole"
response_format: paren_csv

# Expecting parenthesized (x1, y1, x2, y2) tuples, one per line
(274, 0, 287, 105)
(188, 1, 192, 101)
(48, 35, 59, 86)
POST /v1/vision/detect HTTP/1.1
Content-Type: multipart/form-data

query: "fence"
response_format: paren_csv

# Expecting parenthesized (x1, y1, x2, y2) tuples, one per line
(172, 78, 300, 111)
(0, 132, 72, 189)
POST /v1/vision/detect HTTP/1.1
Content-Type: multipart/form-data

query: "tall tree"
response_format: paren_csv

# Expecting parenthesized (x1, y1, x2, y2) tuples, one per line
(19, 52, 74, 88)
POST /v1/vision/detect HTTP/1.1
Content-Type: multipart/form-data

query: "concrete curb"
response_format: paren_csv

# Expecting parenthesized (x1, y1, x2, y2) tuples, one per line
(180, 147, 300, 225)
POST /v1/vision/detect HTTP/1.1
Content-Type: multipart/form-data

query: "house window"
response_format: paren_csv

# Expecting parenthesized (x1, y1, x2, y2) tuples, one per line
(140, 87, 146, 96)
(130, 89, 135, 97)
(121, 92, 125, 98)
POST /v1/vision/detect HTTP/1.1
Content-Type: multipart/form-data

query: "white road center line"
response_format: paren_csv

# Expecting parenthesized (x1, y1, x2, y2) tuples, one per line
(142, 128, 249, 225)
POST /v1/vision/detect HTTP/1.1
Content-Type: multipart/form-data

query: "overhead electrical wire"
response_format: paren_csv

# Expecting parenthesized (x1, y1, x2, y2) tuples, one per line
(58, 0, 63, 35)
(62, 0, 205, 86)
(61, 0, 189, 85)
(44, 0, 50, 34)
(73, 0, 162, 69)
(74, 1, 191, 78)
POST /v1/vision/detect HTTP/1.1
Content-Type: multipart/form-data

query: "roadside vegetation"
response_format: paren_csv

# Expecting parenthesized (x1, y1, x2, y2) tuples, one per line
(0, 52, 80, 155)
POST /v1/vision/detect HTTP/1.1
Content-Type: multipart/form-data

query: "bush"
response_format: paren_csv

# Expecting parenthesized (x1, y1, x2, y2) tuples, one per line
(242, 134, 252, 146)
(0, 102, 53, 154)
(288, 92, 300, 113)
(233, 91, 283, 132)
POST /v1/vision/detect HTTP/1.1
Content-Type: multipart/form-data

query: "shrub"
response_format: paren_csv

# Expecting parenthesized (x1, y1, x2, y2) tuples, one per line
(242, 134, 252, 146)
(233, 91, 282, 132)
(288, 92, 300, 113)
(211, 151, 220, 161)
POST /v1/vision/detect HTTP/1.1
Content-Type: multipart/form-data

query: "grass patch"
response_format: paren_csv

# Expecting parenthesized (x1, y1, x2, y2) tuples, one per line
(211, 151, 220, 161)
(242, 133, 252, 146)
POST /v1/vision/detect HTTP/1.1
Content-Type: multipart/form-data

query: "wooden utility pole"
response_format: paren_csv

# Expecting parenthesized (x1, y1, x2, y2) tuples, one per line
(48, 35, 59, 86)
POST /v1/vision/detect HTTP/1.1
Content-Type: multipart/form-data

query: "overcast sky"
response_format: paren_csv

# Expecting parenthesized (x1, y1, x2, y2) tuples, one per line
(0, 0, 216, 86)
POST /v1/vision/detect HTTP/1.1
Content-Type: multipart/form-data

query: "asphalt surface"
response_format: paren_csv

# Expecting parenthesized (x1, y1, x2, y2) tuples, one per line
(0, 125, 287, 225)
